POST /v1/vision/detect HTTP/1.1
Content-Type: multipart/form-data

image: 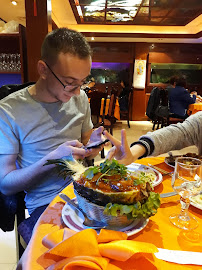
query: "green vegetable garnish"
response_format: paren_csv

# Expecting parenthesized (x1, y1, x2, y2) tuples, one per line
(103, 192, 161, 219)
(84, 159, 127, 183)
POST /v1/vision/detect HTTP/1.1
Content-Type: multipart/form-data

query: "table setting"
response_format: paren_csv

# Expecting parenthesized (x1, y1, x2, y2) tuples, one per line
(17, 156, 202, 270)
(188, 102, 202, 115)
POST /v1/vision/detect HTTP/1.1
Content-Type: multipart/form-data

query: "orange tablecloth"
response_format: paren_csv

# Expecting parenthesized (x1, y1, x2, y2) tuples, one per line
(188, 103, 202, 115)
(18, 157, 202, 270)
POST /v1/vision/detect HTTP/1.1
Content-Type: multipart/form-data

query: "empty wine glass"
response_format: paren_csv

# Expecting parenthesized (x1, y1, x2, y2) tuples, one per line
(16, 53, 21, 71)
(169, 157, 202, 231)
(0, 54, 3, 71)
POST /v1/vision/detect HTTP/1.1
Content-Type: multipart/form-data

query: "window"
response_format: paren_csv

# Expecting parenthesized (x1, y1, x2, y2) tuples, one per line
(150, 63, 202, 85)
(89, 62, 130, 83)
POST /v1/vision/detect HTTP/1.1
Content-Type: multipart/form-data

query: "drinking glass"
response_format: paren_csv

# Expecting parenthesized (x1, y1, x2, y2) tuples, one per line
(0, 54, 3, 71)
(16, 53, 21, 71)
(169, 157, 202, 230)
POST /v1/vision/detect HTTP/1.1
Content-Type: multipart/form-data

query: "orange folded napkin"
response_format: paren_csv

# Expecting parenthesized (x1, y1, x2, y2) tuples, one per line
(40, 228, 158, 270)
(99, 240, 158, 261)
(48, 229, 100, 258)
(98, 229, 128, 243)
(42, 227, 78, 249)
(47, 256, 109, 270)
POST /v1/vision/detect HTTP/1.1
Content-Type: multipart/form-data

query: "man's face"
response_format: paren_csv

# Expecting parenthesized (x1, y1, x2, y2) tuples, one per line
(45, 52, 92, 102)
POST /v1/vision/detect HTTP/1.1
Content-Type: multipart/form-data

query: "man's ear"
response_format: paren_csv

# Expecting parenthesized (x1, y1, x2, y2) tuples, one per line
(37, 60, 47, 79)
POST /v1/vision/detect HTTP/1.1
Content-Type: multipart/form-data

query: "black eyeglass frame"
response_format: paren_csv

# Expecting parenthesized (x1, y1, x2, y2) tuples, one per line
(45, 62, 85, 92)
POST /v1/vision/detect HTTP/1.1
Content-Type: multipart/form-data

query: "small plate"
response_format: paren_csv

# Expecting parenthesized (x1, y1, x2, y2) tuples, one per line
(126, 163, 163, 187)
(165, 154, 202, 168)
(190, 195, 202, 210)
(164, 157, 175, 168)
(62, 202, 149, 236)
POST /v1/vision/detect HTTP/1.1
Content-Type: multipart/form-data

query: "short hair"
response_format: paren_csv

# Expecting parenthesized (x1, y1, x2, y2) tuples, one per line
(169, 76, 178, 85)
(41, 28, 92, 65)
(175, 76, 187, 88)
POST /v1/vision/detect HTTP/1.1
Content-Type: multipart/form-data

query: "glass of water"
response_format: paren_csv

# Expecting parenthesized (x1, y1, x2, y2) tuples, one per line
(169, 157, 202, 230)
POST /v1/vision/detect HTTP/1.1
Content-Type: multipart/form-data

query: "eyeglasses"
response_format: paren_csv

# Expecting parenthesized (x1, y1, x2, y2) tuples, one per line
(45, 62, 85, 92)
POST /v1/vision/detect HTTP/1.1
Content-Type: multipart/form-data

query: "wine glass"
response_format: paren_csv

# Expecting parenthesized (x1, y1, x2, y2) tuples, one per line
(169, 157, 202, 231)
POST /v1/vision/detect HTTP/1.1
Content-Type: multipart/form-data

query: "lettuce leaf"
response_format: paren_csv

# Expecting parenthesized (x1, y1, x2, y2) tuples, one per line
(103, 192, 160, 219)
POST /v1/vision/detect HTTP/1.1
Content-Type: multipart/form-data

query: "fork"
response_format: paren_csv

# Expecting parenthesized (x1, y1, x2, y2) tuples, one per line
(148, 164, 173, 175)
(59, 193, 107, 229)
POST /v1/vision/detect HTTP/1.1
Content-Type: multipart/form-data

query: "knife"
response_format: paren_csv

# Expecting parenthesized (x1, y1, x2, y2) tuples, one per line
(160, 191, 178, 198)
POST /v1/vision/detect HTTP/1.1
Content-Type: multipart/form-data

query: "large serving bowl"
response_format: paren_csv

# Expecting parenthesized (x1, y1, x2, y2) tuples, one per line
(75, 190, 134, 227)
(72, 159, 160, 227)
(45, 158, 160, 228)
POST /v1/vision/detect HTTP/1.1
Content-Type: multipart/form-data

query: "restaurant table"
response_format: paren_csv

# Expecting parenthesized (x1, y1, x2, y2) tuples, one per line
(17, 157, 202, 270)
(188, 102, 202, 115)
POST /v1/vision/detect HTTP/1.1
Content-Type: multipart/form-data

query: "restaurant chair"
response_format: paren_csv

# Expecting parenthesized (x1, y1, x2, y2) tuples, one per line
(0, 82, 35, 259)
(153, 89, 184, 130)
(153, 89, 169, 130)
(146, 86, 161, 129)
(0, 191, 26, 260)
(102, 89, 119, 135)
(87, 90, 108, 158)
(0, 81, 35, 99)
(119, 90, 132, 128)
(87, 90, 108, 126)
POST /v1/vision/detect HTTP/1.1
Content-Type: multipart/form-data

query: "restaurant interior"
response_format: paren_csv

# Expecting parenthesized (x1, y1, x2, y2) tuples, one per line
(0, 1, 202, 270)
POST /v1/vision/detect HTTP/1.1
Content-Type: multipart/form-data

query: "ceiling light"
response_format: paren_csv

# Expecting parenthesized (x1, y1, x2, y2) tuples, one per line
(91, 37, 95, 41)
(11, 1, 17, 5)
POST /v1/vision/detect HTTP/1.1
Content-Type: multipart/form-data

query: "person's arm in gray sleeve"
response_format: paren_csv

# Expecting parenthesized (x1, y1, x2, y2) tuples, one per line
(139, 112, 202, 157)
(103, 112, 202, 166)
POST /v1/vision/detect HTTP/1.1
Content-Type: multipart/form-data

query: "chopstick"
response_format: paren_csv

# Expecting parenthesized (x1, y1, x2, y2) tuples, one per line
(148, 164, 173, 175)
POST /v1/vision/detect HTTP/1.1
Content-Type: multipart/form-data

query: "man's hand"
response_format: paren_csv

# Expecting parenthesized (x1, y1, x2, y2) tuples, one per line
(85, 126, 105, 159)
(89, 126, 105, 142)
(48, 140, 91, 160)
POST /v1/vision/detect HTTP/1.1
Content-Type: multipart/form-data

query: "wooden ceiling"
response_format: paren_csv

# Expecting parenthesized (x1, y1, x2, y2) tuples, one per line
(0, 0, 201, 43)
(69, 0, 202, 26)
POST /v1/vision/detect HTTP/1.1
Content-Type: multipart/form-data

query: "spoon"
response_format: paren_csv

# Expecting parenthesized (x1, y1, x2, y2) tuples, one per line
(59, 193, 107, 229)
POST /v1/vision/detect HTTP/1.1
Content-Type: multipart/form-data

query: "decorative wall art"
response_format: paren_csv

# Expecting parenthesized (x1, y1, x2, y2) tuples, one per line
(133, 59, 147, 89)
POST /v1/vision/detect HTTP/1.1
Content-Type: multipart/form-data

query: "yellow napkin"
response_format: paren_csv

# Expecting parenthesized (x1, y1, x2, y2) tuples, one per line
(40, 228, 157, 270)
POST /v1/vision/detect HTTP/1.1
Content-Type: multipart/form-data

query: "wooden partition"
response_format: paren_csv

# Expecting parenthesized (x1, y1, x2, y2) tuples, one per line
(25, 0, 51, 81)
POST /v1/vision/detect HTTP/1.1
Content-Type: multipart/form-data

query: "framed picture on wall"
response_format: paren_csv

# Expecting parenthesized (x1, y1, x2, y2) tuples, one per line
(133, 59, 146, 89)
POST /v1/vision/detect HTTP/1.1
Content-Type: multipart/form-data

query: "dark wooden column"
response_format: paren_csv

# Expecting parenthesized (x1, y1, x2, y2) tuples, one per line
(25, 0, 52, 81)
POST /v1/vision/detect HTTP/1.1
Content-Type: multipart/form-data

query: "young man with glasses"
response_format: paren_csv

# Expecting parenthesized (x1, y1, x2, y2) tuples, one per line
(0, 28, 103, 243)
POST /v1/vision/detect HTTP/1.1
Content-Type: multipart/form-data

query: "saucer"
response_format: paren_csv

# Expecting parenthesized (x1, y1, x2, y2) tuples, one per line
(62, 202, 149, 236)
(126, 163, 163, 187)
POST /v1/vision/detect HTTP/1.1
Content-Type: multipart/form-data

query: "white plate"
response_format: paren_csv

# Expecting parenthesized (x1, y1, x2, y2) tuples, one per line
(62, 202, 149, 236)
(190, 195, 202, 210)
(164, 157, 175, 168)
(126, 163, 163, 187)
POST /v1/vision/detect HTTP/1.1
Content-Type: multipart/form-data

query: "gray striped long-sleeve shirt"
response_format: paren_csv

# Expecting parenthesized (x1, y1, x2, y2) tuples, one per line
(139, 111, 202, 156)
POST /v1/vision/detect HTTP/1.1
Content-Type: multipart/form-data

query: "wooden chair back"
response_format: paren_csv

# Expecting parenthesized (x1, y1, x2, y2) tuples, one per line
(87, 90, 108, 125)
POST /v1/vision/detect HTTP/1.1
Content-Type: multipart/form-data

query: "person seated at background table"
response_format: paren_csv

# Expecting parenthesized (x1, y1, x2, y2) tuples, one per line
(119, 79, 132, 112)
(0, 27, 104, 242)
(169, 76, 197, 119)
(104, 111, 202, 165)
(165, 75, 177, 94)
